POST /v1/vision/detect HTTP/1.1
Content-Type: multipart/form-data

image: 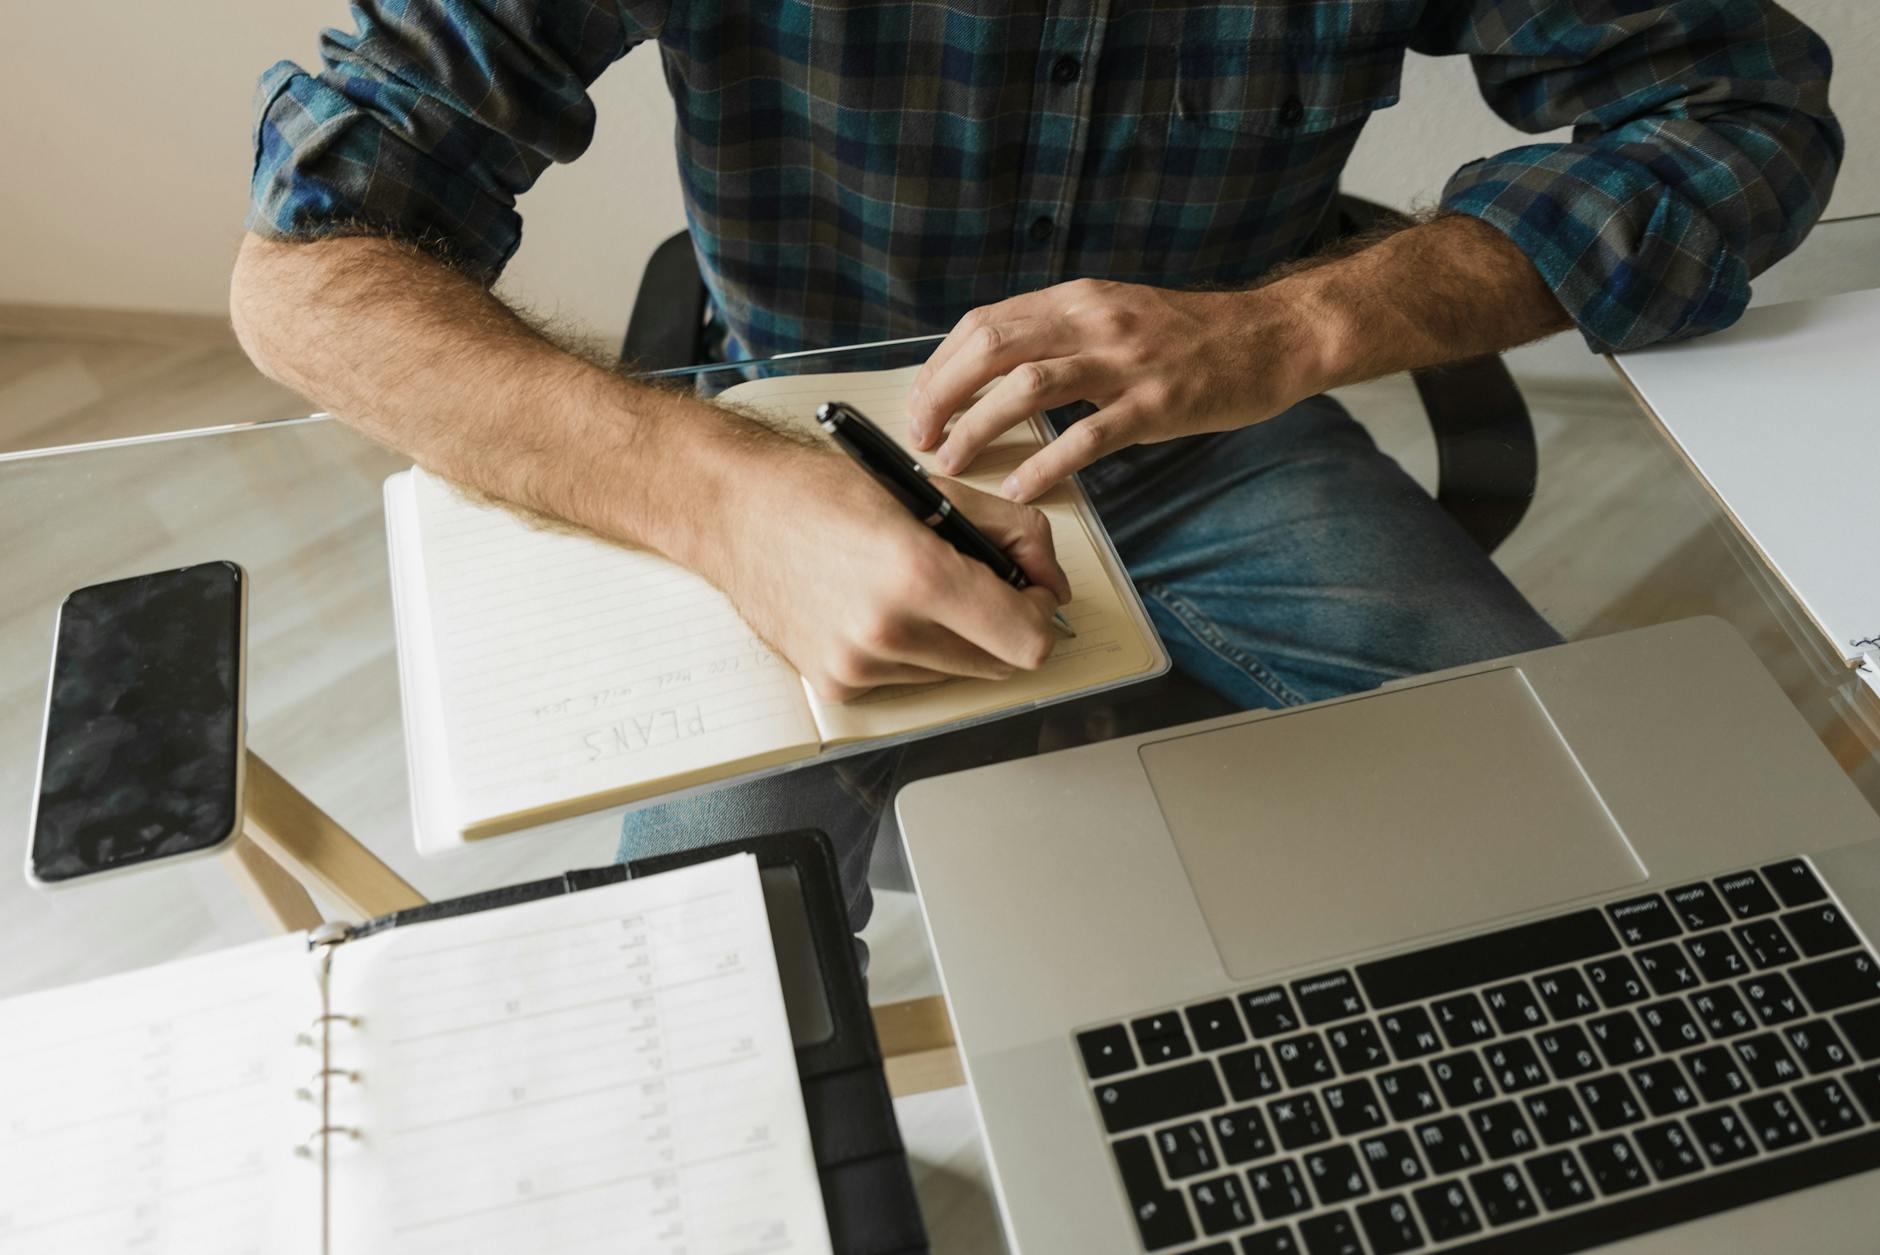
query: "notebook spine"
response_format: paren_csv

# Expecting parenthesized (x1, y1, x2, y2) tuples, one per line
(295, 923, 361, 1160)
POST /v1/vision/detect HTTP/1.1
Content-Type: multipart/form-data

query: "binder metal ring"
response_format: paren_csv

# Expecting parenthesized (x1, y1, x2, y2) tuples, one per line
(293, 1125, 362, 1159)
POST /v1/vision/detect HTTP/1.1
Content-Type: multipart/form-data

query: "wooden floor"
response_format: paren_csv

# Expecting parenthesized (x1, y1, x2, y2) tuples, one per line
(1, 235, 1875, 1251)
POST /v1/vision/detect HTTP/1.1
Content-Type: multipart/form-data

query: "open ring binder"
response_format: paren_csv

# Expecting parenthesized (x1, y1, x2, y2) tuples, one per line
(295, 921, 364, 1162)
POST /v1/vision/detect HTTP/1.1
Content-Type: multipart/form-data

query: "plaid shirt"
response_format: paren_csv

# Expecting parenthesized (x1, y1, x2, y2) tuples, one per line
(249, 0, 1840, 357)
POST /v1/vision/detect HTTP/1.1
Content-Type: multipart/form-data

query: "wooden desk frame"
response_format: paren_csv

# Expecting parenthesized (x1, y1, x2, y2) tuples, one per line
(222, 750, 961, 1098)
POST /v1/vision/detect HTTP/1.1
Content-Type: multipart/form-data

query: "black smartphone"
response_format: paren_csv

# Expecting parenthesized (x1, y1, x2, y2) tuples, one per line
(27, 561, 247, 887)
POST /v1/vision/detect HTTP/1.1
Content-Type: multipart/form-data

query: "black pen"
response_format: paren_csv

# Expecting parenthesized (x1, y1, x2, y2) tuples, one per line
(815, 401, 1075, 638)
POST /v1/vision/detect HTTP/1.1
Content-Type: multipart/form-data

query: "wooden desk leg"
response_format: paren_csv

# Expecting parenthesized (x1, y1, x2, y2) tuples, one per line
(873, 994, 965, 1098)
(242, 751, 428, 919)
(224, 833, 324, 933)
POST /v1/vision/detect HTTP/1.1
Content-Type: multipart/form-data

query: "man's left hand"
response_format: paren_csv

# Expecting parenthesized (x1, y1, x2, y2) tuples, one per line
(906, 278, 1328, 502)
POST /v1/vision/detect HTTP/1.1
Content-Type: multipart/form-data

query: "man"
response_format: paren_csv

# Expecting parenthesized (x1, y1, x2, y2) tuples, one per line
(234, 1, 1839, 921)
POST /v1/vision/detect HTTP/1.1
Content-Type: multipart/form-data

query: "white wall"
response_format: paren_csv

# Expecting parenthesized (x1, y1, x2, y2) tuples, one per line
(1, 1, 1871, 347)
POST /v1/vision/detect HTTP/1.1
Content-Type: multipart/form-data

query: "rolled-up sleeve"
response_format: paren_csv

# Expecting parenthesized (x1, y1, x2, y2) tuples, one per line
(247, 0, 667, 277)
(1417, 0, 1842, 353)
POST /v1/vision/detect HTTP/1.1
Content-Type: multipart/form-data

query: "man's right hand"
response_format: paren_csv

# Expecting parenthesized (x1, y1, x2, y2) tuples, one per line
(704, 444, 1070, 702)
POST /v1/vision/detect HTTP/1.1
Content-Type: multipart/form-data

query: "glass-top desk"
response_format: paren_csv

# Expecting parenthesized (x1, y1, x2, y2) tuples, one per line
(2, 223, 1877, 1249)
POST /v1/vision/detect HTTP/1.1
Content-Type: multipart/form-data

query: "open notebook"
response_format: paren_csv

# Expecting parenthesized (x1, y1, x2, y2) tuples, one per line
(0, 855, 831, 1255)
(386, 365, 1165, 851)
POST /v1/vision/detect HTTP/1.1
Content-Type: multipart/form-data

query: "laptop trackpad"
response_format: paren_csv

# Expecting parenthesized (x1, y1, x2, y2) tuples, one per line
(1139, 668, 1645, 980)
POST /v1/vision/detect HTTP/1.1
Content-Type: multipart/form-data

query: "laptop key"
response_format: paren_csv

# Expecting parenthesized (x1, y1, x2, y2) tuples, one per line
(1608, 894, 1682, 945)
(1096, 1061, 1226, 1133)
(1303, 1143, 1369, 1205)
(1741, 1092, 1811, 1151)
(1734, 920, 1797, 970)
(1716, 870, 1781, 919)
(1325, 1020, 1389, 1074)
(1157, 1121, 1219, 1179)
(1682, 1045, 1752, 1103)
(1587, 1010, 1655, 1065)
(1411, 1180, 1482, 1242)
(1837, 1004, 1880, 1061)
(1691, 985, 1756, 1037)
(1467, 1100, 1536, 1158)
(1535, 968, 1601, 1020)
(1356, 909, 1619, 1010)
(1220, 1046, 1283, 1102)
(1078, 1024, 1136, 1079)
(1667, 882, 1733, 931)
(1376, 1006, 1442, 1060)
(1535, 1023, 1601, 1080)
(1432, 993, 1496, 1047)
(1291, 971, 1366, 1026)
(1523, 1149, 1594, 1210)
(1684, 930, 1750, 982)
(1296, 1210, 1362, 1255)
(1688, 1106, 1757, 1165)
(1412, 1115, 1481, 1174)
(1732, 1032, 1802, 1087)
(1632, 1119, 1704, 1179)
(1186, 999, 1247, 1052)
(1267, 1092, 1332, 1150)
(1466, 1165, 1538, 1226)
(1482, 981, 1548, 1033)
(1135, 1011, 1188, 1042)
(1628, 1059, 1698, 1115)
(1321, 1078, 1386, 1136)
(1635, 944, 1701, 996)
(1579, 1134, 1649, 1194)
(1430, 1051, 1494, 1107)
(1584, 955, 1649, 1007)
(1793, 1077, 1865, 1135)
(1354, 1194, 1424, 1254)
(1274, 1033, 1335, 1087)
(1790, 950, 1880, 1013)
(1638, 998, 1705, 1052)
(1190, 1172, 1254, 1234)
(1211, 1106, 1276, 1165)
(1483, 1038, 1549, 1093)
(1781, 903, 1859, 957)
(1761, 858, 1829, 907)
(1140, 1035, 1195, 1066)
(1576, 1073, 1645, 1129)
(1748, 984, 1819, 1036)
(1240, 1228, 1300, 1255)
(1845, 1066, 1880, 1121)
(1247, 1158, 1312, 1220)
(1239, 986, 1303, 1038)
(1522, 1087, 1592, 1144)
(1110, 1135, 1197, 1250)
(1377, 1065, 1442, 1122)
(1358, 1129, 1428, 1190)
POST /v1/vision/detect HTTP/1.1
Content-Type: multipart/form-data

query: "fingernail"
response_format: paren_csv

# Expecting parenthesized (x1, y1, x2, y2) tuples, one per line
(1000, 474, 1021, 499)
(939, 447, 960, 474)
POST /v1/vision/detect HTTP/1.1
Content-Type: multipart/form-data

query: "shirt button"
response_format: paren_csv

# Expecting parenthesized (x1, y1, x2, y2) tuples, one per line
(1279, 95, 1305, 126)
(1051, 55, 1081, 85)
(1028, 216, 1055, 243)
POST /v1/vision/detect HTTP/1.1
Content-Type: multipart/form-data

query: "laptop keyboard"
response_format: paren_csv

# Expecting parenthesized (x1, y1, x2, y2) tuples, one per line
(1076, 858, 1880, 1253)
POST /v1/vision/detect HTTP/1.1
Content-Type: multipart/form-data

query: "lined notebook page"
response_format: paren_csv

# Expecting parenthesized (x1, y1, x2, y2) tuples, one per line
(718, 366, 1156, 744)
(409, 470, 820, 836)
(0, 937, 321, 1255)
(326, 854, 830, 1255)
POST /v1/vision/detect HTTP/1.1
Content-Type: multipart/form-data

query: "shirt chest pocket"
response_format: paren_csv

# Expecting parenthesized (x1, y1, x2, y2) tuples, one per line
(1173, 42, 1405, 136)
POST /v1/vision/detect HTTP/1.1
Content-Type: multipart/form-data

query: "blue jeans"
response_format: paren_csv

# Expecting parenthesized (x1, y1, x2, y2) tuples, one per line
(616, 394, 1561, 926)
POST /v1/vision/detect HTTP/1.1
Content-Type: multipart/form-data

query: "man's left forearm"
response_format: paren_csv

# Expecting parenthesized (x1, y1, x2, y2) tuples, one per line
(908, 213, 1571, 501)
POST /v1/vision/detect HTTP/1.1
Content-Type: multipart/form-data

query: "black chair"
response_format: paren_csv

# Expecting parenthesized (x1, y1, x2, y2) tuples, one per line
(621, 194, 1537, 554)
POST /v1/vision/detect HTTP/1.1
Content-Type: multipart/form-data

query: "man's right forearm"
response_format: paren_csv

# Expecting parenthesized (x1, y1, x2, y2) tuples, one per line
(228, 232, 777, 572)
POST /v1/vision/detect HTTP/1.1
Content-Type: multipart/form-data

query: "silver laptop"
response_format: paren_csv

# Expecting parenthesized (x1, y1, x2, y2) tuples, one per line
(896, 619, 1880, 1255)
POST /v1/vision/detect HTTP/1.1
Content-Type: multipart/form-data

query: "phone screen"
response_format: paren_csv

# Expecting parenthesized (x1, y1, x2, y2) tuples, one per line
(30, 562, 244, 884)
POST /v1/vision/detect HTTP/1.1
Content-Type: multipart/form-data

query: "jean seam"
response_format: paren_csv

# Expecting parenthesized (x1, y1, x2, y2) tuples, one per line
(1143, 581, 1309, 708)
